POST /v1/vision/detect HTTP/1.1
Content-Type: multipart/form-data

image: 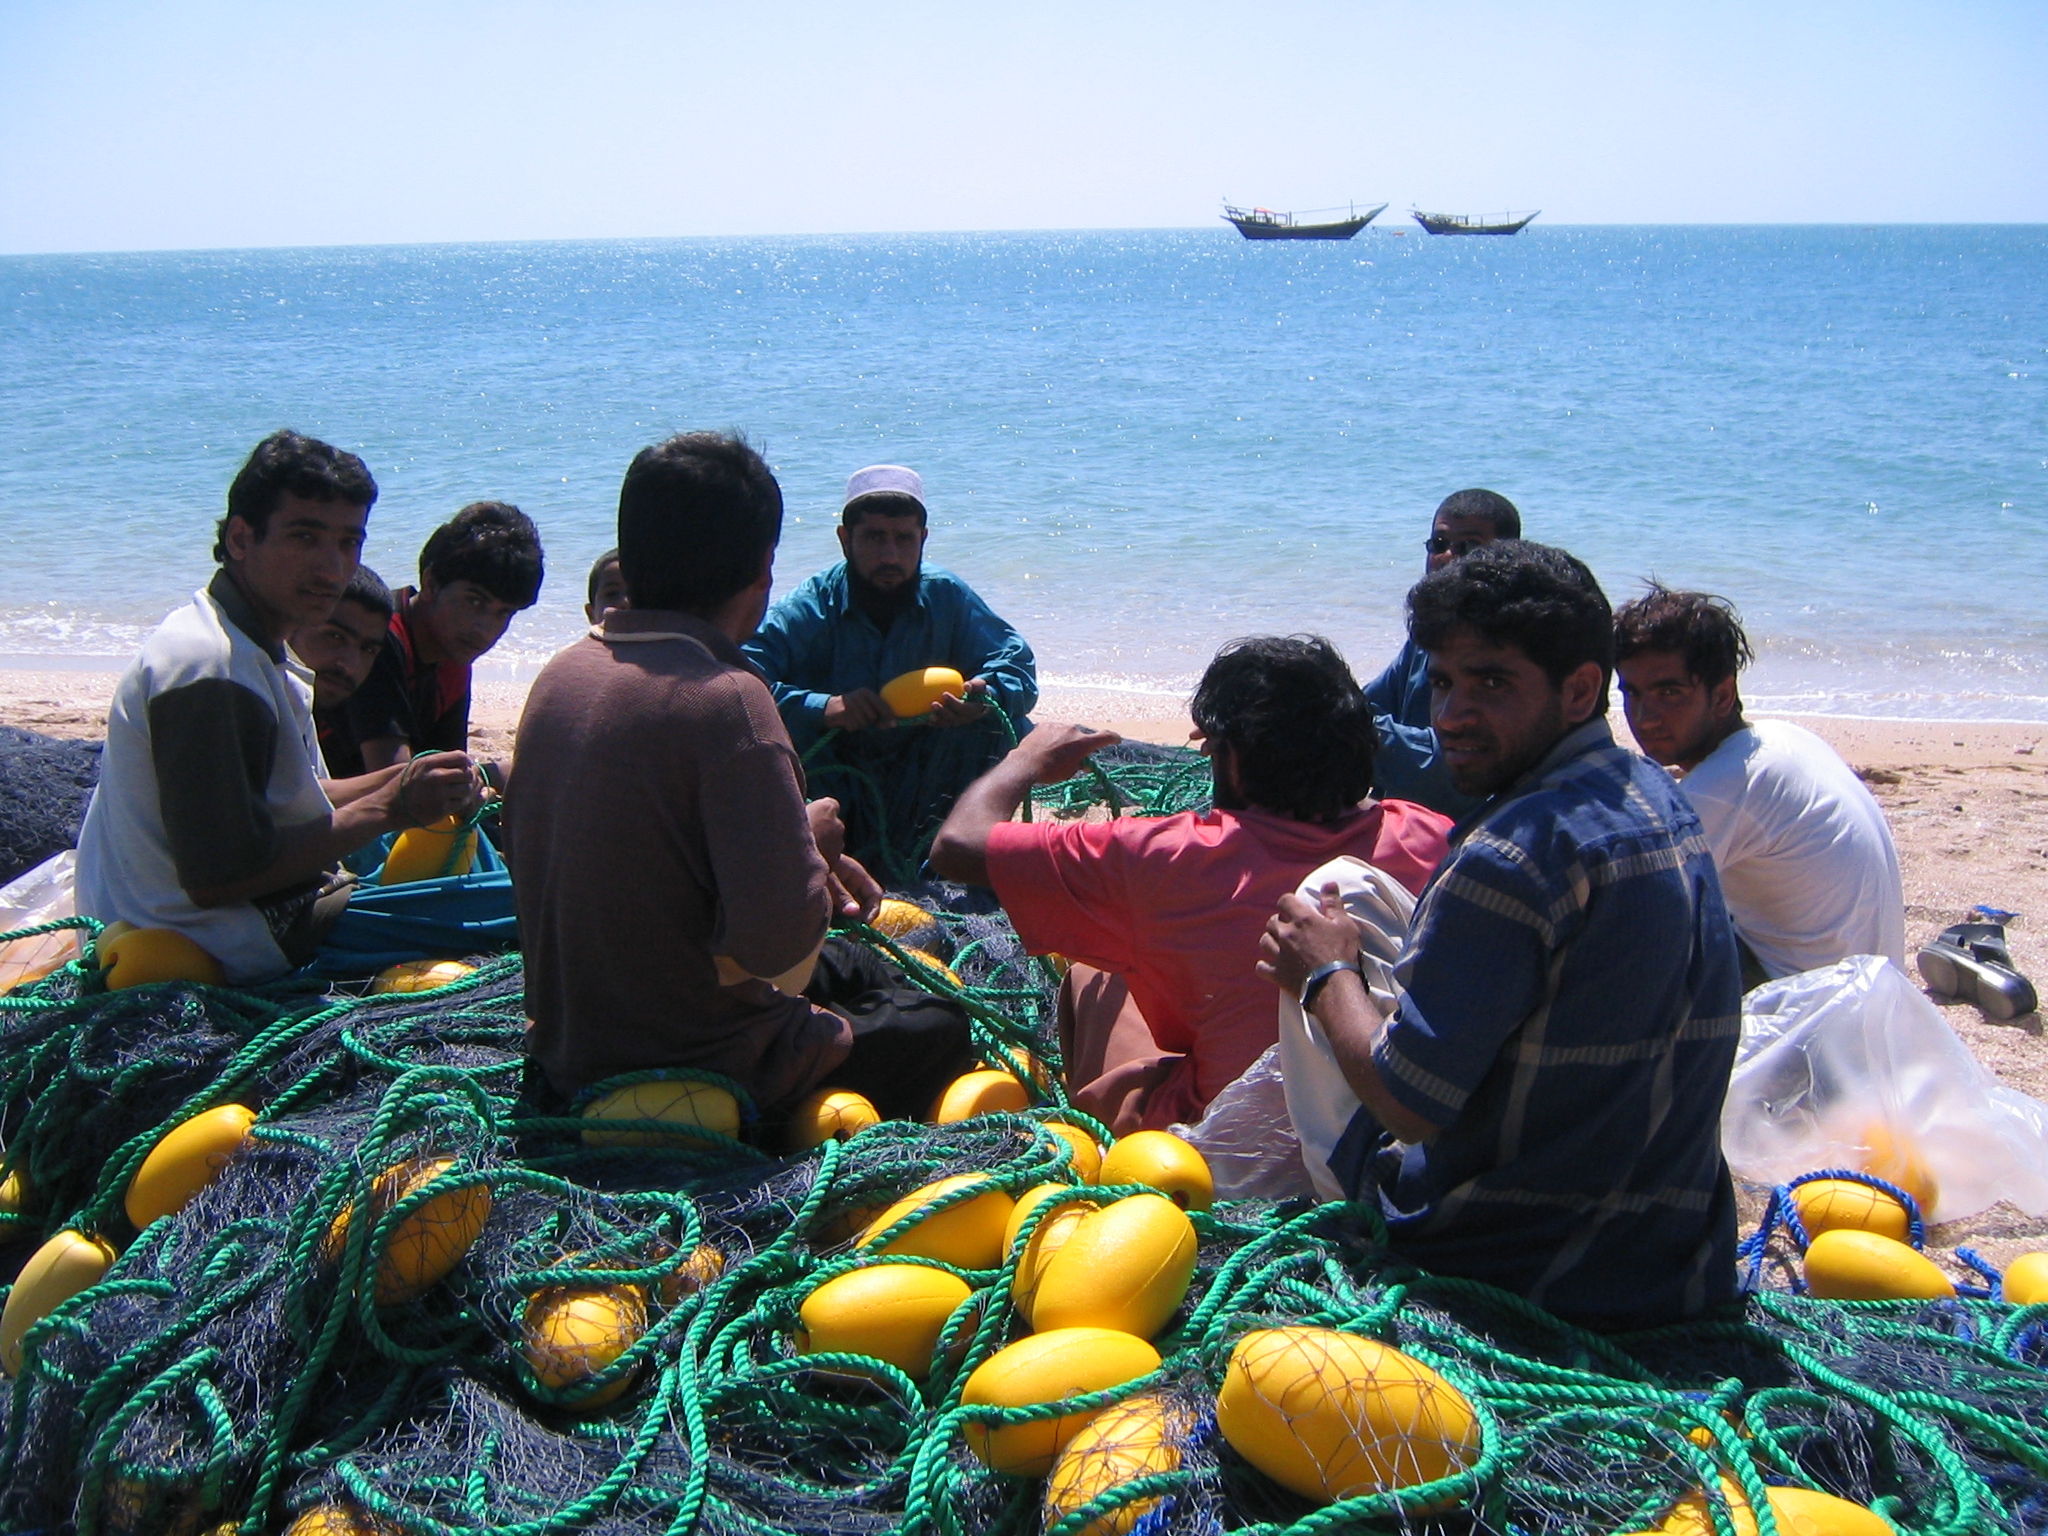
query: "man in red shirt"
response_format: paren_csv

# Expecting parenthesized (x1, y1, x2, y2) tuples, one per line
(930, 635, 1451, 1133)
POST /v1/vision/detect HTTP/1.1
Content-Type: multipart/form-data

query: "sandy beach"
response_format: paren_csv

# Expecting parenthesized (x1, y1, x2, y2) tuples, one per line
(8, 665, 2045, 1268)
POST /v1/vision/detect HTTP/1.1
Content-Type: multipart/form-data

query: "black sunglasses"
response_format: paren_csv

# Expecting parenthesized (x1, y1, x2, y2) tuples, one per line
(1424, 535, 1487, 558)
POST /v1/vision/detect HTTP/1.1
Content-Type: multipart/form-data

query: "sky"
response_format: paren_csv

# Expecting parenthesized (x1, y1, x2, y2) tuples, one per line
(1, 0, 2043, 254)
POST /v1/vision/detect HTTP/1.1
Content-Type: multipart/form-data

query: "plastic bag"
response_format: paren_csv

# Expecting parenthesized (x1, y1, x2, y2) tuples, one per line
(1723, 954, 2048, 1222)
(0, 849, 82, 991)
(1168, 1046, 1318, 1201)
(1276, 856, 1415, 1202)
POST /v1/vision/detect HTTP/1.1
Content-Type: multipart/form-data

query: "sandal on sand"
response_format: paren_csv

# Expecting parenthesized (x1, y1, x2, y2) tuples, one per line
(1917, 922, 2038, 1020)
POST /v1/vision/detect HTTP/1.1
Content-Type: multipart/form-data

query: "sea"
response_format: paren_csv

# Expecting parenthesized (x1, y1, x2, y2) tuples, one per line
(1, 225, 2042, 718)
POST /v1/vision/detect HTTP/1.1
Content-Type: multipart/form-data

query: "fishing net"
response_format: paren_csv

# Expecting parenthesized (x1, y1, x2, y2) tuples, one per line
(0, 725, 100, 887)
(0, 750, 2044, 1536)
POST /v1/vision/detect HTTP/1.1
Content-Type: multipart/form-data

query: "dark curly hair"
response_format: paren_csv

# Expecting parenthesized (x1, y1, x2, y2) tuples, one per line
(1190, 635, 1377, 824)
(1612, 583, 1754, 701)
(215, 429, 377, 562)
(420, 501, 545, 608)
(1408, 541, 1614, 714)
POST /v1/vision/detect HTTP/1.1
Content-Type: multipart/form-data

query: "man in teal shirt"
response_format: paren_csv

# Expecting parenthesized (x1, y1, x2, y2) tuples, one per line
(745, 465, 1037, 877)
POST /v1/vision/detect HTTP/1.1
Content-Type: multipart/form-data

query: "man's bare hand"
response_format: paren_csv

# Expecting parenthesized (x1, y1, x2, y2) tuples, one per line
(1010, 722, 1122, 785)
(928, 677, 991, 728)
(1257, 883, 1360, 993)
(807, 798, 848, 864)
(827, 851, 883, 924)
(392, 752, 483, 828)
(823, 689, 894, 732)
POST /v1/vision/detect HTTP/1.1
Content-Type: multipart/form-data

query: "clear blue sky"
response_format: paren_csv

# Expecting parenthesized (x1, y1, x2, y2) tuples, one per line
(2, 0, 2042, 254)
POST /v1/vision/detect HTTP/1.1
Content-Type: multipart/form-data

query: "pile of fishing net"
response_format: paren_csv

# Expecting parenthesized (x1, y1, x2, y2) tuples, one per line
(0, 725, 100, 886)
(0, 738, 2044, 1536)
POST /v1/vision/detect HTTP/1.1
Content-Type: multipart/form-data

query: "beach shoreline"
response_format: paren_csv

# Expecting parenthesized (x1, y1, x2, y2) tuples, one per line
(7, 663, 2044, 1264)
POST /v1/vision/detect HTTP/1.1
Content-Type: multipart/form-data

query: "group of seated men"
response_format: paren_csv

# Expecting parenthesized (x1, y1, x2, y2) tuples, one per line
(75, 426, 1906, 1330)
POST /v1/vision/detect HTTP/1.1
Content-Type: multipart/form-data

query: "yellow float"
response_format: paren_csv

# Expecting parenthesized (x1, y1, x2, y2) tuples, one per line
(1793, 1179, 1910, 1243)
(2003, 1251, 2048, 1305)
(98, 928, 224, 990)
(324, 1156, 493, 1305)
(899, 947, 963, 988)
(1857, 1121, 1938, 1213)
(1007, 1185, 1097, 1322)
(1098, 1131, 1214, 1212)
(931, 1069, 1031, 1123)
(1626, 1479, 1894, 1536)
(857, 1173, 1013, 1269)
(1042, 1393, 1189, 1536)
(796, 1262, 974, 1378)
(881, 666, 968, 718)
(368, 958, 476, 995)
(785, 1088, 881, 1150)
(579, 1079, 741, 1148)
(871, 898, 938, 938)
(1216, 1327, 1482, 1504)
(282, 1505, 400, 1536)
(958, 1327, 1162, 1476)
(91, 920, 137, 965)
(1802, 1229, 1954, 1301)
(1029, 1193, 1198, 1340)
(379, 815, 478, 885)
(0, 1167, 28, 1243)
(0, 1228, 118, 1375)
(125, 1103, 257, 1229)
(522, 1279, 647, 1410)
(1042, 1120, 1101, 1182)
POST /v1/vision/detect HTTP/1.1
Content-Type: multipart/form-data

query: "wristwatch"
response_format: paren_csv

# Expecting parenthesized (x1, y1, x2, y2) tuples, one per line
(1299, 959, 1362, 1017)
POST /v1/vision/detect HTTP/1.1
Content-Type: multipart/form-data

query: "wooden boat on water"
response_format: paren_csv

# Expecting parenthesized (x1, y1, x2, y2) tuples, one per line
(1223, 202, 1386, 241)
(1411, 208, 1540, 236)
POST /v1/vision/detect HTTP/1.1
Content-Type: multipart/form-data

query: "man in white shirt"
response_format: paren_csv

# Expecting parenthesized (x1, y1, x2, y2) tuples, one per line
(1614, 584, 1904, 988)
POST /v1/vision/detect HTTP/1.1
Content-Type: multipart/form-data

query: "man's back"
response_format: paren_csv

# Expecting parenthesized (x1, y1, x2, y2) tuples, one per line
(1678, 719, 1904, 978)
(990, 799, 1449, 1127)
(510, 610, 846, 1108)
(1348, 721, 1741, 1327)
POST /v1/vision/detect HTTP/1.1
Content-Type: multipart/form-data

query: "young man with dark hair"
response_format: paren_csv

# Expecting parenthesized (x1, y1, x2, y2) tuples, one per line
(930, 635, 1451, 1134)
(76, 432, 481, 983)
(744, 465, 1037, 872)
(1261, 543, 1742, 1329)
(292, 564, 394, 781)
(347, 500, 544, 773)
(1614, 583, 1904, 985)
(1364, 488, 1523, 819)
(584, 547, 628, 625)
(511, 434, 973, 1121)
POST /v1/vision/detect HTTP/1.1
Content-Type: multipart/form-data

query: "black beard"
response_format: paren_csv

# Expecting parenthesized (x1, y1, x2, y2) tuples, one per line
(848, 565, 921, 630)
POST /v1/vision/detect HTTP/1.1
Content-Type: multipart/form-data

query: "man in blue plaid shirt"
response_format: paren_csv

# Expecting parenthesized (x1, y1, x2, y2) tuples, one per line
(1262, 542, 1741, 1328)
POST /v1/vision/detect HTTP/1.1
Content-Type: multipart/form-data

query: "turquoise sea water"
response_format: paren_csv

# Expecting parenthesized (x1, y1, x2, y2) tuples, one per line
(0, 227, 2042, 716)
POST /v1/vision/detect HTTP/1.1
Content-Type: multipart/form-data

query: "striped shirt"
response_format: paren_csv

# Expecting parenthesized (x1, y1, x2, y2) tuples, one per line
(1329, 719, 1742, 1327)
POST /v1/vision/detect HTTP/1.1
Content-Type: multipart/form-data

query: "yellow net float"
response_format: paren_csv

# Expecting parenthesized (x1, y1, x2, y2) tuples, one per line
(856, 1173, 1013, 1270)
(784, 1087, 881, 1151)
(282, 1505, 401, 1536)
(1624, 1478, 1894, 1536)
(578, 1079, 740, 1149)
(898, 946, 962, 988)
(0, 1167, 29, 1244)
(1006, 1185, 1097, 1324)
(880, 666, 968, 718)
(0, 1228, 118, 1376)
(871, 898, 938, 939)
(1792, 1178, 1911, 1243)
(368, 958, 477, 995)
(1216, 1327, 1482, 1505)
(2003, 1251, 2048, 1305)
(1097, 1130, 1214, 1212)
(1802, 1229, 1955, 1301)
(1028, 1192, 1198, 1341)
(97, 927, 224, 990)
(1856, 1121, 1938, 1213)
(796, 1261, 974, 1380)
(1042, 1393, 1191, 1536)
(1041, 1120, 1101, 1182)
(379, 814, 479, 886)
(959, 1327, 1162, 1476)
(125, 1103, 257, 1229)
(522, 1274, 649, 1411)
(930, 1069, 1030, 1123)
(323, 1156, 493, 1306)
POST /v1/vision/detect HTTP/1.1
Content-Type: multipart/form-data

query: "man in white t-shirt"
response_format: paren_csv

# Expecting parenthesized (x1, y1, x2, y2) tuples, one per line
(1614, 584, 1904, 988)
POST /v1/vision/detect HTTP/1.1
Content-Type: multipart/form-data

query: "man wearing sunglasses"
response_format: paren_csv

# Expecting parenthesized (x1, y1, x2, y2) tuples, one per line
(1365, 489, 1521, 817)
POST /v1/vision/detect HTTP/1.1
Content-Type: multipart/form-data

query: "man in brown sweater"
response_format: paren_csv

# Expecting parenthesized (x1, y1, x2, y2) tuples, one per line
(512, 433, 971, 1122)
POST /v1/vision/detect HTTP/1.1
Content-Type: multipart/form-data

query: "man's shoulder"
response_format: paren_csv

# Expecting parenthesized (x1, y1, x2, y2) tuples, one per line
(1469, 741, 1699, 877)
(531, 634, 787, 739)
(132, 589, 271, 702)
